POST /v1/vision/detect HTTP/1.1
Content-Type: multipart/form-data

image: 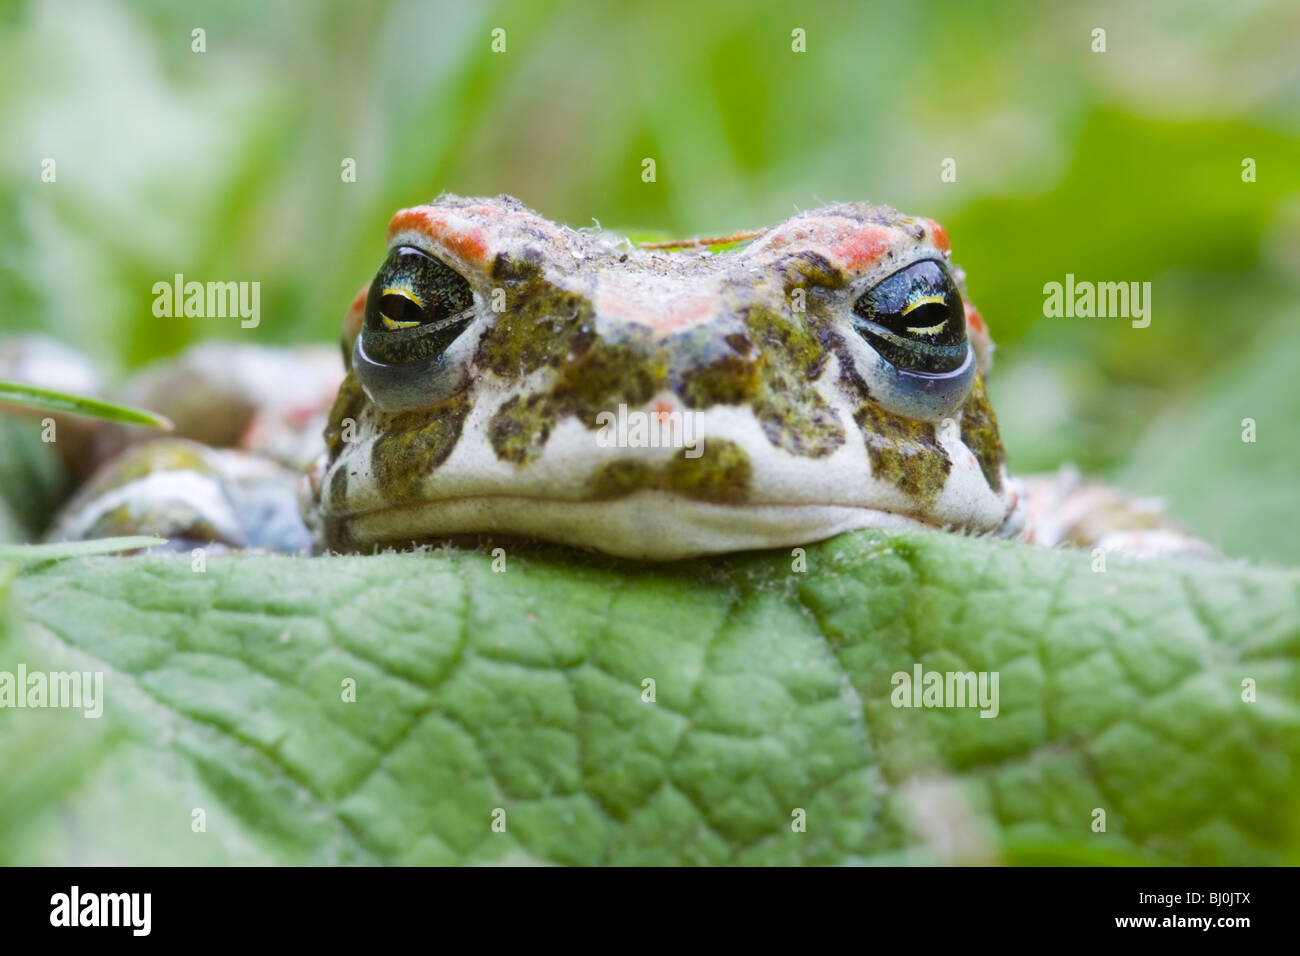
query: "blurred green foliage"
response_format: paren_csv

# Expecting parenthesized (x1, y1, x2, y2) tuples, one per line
(1, 0, 1298, 558)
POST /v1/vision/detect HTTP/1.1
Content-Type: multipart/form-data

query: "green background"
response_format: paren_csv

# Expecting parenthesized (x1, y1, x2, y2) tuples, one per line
(2, 0, 1298, 559)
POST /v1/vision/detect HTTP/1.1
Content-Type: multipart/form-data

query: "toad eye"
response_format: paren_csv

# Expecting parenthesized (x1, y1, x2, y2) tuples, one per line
(846, 259, 975, 420)
(354, 246, 479, 411)
(361, 246, 474, 360)
(852, 260, 967, 374)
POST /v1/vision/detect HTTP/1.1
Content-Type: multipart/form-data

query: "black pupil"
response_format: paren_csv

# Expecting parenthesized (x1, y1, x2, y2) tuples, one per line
(379, 293, 426, 326)
(365, 246, 473, 333)
(851, 260, 967, 373)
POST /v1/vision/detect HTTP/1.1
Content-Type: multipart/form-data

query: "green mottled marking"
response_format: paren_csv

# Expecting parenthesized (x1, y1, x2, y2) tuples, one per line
(677, 253, 849, 460)
(555, 333, 665, 412)
(490, 331, 670, 465)
(853, 402, 951, 503)
(737, 300, 844, 458)
(325, 373, 366, 457)
(488, 393, 556, 465)
(588, 459, 656, 499)
(664, 439, 752, 503)
(587, 439, 752, 505)
(959, 374, 1005, 493)
(676, 326, 760, 406)
(370, 392, 472, 501)
(476, 243, 856, 466)
(479, 253, 682, 466)
(475, 252, 595, 377)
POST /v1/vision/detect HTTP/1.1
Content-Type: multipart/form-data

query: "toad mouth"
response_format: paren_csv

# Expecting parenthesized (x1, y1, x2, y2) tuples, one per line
(323, 490, 1000, 560)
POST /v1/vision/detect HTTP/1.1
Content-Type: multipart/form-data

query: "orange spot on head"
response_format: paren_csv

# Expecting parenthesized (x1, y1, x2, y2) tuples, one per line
(444, 230, 489, 263)
(964, 300, 986, 336)
(830, 225, 893, 271)
(347, 284, 369, 315)
(341, 283, 368, 347)
(386, 207, 490, 265)
(387, 207, 437, 240)
(653, 296, 713, 334)
(924, 219, 951, 254)
(760, 218, 896, 272)
(595, 285, 715, 334)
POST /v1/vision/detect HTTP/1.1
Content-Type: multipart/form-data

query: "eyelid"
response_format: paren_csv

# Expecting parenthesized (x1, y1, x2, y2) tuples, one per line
(383, 286, 424, 307)
(901, 293, 947, 316)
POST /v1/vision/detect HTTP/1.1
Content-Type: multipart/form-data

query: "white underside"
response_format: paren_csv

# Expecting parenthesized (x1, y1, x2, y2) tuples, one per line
(323, 352, 1021, 559)
(345, 490, 936, 560)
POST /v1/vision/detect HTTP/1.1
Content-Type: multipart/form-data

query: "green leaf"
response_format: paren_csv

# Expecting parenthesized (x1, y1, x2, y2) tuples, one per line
(1, 530, 1297, 865)
(0, 380, 173, 430)
(0, 537, 169, 563)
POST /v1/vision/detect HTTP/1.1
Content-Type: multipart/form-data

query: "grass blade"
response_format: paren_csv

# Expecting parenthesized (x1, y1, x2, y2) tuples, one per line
(0, 380, 173, 430)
